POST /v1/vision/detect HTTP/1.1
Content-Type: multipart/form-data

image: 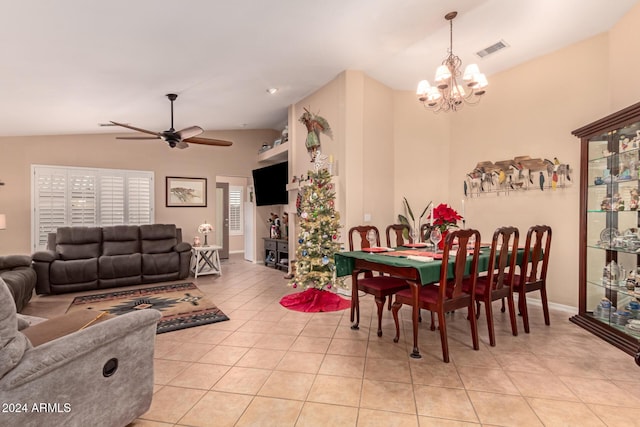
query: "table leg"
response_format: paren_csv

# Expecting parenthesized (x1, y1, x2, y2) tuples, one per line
(410, 281, 421, 359)
(214, 250, 222, 275)
(350, 272, 359, 330)
(194, 251, 200, 278)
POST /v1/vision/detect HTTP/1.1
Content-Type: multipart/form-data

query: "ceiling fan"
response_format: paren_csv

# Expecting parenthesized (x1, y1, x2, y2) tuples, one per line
(110, 93, 233, 149)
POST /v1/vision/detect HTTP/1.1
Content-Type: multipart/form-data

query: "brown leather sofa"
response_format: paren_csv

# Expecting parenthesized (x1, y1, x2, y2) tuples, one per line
(0, 255, 36, 312)
(32, 224, 191, 295)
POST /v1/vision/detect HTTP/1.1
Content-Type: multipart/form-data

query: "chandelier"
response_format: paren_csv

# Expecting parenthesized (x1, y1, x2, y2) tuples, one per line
(416, 11, 488, 113)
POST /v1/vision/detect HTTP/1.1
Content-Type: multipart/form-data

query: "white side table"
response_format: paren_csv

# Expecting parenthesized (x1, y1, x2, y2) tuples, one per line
(190, 245, 222, 277)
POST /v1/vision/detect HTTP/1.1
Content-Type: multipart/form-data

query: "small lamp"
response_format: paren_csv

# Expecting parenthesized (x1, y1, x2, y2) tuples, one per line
(0, 214, 5, 230)
(198, 221, 213, 246)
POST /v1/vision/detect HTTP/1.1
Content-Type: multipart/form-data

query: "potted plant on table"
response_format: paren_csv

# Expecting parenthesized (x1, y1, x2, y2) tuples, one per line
(429, 203, 463, 250)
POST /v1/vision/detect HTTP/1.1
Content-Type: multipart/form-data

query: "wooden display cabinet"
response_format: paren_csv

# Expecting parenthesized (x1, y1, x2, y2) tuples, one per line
(571, 101, 640, 365)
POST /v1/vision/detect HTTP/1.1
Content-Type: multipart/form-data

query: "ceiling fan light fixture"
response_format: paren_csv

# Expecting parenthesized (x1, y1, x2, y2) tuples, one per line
(108, 94, 233, 148)
(266, 88, 278, 95)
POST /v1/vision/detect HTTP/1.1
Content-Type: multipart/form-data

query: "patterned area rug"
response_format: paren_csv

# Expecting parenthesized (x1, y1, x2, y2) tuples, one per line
(67, 282, 229, 334)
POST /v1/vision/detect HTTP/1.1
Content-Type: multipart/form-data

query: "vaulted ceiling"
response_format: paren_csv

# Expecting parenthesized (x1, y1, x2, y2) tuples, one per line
(2, 0, 636, 137)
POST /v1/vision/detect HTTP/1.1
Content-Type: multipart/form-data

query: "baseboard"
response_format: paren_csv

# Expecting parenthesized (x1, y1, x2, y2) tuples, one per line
(229, 250, 244, 254)
(517, 296, 577, 314)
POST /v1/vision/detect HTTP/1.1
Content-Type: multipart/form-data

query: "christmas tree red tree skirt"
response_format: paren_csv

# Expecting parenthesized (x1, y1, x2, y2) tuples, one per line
(279, 288, 350, 313)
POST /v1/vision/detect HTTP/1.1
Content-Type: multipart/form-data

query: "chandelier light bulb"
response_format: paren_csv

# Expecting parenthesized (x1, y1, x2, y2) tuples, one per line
(416, 11, 488, 113)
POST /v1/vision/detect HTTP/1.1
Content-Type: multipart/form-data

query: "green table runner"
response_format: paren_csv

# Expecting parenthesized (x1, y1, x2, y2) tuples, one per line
(334, 247, 525, 285)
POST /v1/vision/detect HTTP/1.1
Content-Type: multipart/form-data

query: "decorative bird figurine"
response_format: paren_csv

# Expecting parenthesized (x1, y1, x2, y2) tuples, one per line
(539, 171, 545, 191)
(299, 108, 332, 162)
(498, 169, 506, 185)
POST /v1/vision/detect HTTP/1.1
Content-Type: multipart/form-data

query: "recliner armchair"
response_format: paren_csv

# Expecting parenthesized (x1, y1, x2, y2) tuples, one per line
(0, 277, 161, 427)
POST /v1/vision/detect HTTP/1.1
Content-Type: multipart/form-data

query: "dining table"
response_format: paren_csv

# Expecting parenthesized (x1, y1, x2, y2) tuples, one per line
(334, 245, 524, 358)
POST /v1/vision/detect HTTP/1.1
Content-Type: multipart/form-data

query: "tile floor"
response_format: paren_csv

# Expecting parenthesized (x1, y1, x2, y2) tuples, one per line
(23, 254, 640, 427)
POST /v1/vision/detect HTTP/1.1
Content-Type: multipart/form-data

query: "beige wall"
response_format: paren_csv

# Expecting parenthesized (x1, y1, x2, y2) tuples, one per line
(393, 91, 450, 228)
(609, 1, 640, 110)
(446, 33, 610, 308)
(0, 129, 278, 255)
(288, 70, 397, 247)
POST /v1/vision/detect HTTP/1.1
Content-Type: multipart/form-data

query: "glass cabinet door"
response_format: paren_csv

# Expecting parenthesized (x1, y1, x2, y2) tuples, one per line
(585, 122, 640, 339)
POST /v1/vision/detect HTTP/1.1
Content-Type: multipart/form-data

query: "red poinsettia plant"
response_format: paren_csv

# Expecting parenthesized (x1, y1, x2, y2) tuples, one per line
(430, 203, 463, 232)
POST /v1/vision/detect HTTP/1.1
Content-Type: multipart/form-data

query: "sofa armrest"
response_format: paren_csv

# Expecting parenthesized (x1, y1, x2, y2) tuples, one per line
(0, 255, 32, 270)
(174, 241, 192, 253)
(3, 309, 161, 389)
(32, 251, 58, 295)
(32, 250, 57, 263)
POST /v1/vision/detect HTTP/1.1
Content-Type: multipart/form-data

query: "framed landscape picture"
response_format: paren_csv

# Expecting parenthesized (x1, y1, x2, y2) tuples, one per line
(166, 177, 207, 207)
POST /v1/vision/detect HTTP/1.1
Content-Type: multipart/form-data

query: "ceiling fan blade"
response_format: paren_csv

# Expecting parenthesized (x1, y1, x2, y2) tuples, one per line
(116, 136, 161, 140)
(176, 141, 189, 149)
(184, 136, 233, 147)
(110, 121, 161, 137)
(175, 126, 203, 140)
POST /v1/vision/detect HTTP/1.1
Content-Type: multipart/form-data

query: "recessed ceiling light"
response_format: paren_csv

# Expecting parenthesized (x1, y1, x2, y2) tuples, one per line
(266, 88, 278, 94)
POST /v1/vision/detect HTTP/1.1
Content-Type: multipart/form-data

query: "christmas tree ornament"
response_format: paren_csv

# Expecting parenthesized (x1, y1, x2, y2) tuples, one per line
(302, 250, 308, 256)
(298, 238, 304, 244)
(322, 255, 329, 265)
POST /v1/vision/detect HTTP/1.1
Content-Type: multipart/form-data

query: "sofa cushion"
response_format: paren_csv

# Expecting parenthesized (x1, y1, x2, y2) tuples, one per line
(56, 227, 102, 260)
(50, 259, 98, 284)
(0, 278, 32, 379)
(102, 225, 140, 256)
(140, 224, 178, 254)
(142, 252, 179, 275)
(99, 254, 142, 279)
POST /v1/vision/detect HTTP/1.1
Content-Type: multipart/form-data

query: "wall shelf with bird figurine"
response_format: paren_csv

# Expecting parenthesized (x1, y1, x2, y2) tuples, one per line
(464, 155, 573, 197)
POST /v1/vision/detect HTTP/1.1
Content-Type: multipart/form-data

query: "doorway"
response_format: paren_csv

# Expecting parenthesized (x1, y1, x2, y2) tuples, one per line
(215, 182, 229, 259)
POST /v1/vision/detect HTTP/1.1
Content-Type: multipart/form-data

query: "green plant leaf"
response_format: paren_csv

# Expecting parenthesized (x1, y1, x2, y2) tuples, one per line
(419, 200, 432, 220)
(403, 197, 415, 222)
(398, 214, 410, 239)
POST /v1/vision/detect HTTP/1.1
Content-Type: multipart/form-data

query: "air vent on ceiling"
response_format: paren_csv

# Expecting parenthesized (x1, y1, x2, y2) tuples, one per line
(476, 40, 509, 58)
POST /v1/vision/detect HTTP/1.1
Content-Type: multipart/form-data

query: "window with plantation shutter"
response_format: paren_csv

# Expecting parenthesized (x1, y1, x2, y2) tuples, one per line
(229, 186, 243, 236)
(100, 175, 125, 225)
(69, 172, 97, 226)
(34, 168, 67, 249)
(32, 165, 154, 251)
(128, 176, 152, 224)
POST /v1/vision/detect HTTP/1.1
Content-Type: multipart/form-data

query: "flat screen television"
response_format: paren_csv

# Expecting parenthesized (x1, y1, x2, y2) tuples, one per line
(252, 161, 288, 206)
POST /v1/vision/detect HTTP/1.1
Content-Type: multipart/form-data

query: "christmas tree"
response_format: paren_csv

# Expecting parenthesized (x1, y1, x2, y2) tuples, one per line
(290, 167, 344, 290)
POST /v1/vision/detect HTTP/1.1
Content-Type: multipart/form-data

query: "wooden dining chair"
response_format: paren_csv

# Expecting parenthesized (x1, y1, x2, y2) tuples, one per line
(385, 224, 412, 247)
(466, 226, 519, 346)
(348, 226, 409, 337)
(506, 225, 552, 333)
(391, 228, 481, 363)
